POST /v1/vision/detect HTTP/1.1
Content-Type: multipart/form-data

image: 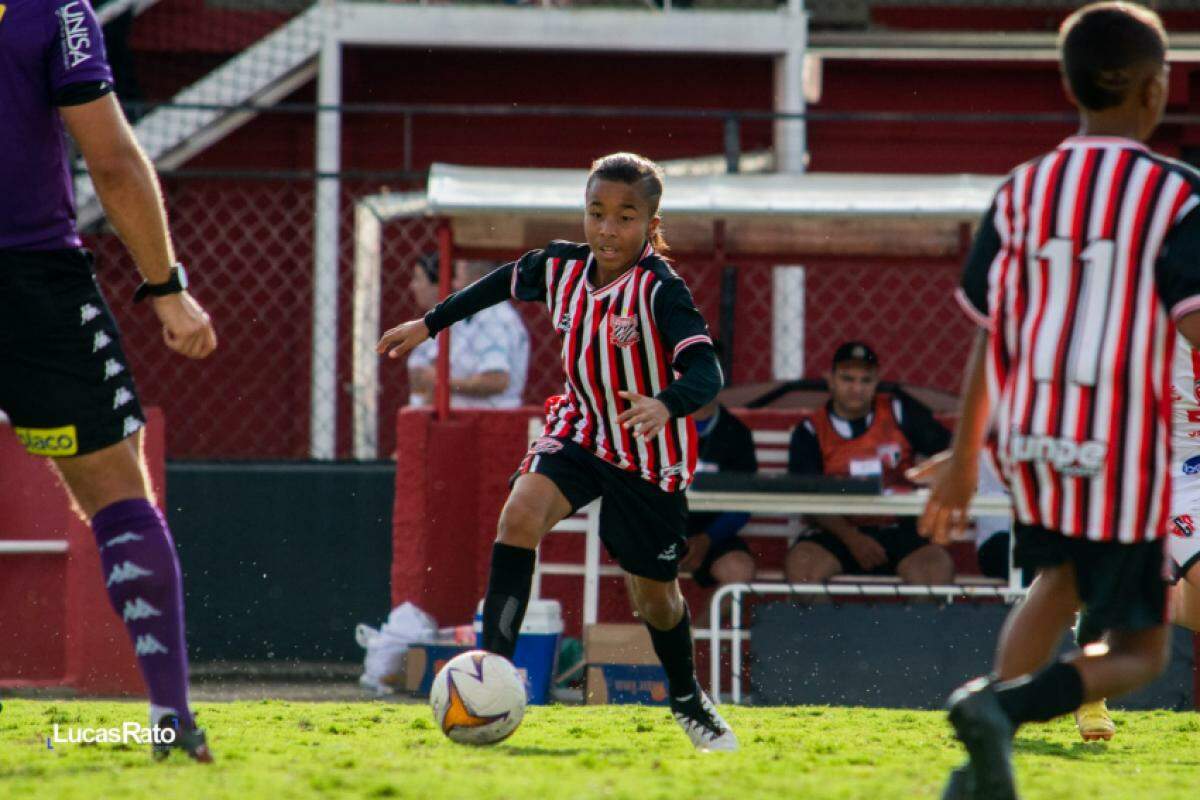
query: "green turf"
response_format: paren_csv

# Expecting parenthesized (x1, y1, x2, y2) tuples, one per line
(0, 699, 1197, 799)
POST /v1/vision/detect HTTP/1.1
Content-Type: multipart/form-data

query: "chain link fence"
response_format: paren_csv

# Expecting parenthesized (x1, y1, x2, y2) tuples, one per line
(74, 0, 1099, 460)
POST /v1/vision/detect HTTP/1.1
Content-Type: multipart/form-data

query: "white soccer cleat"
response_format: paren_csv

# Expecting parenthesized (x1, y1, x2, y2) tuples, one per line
(670, 690, 739, 752)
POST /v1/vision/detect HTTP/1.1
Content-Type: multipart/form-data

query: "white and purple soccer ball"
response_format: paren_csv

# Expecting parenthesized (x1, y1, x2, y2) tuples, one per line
(430, 650, 526, 745)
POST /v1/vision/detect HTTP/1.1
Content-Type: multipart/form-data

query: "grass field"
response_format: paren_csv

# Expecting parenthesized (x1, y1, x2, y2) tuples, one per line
(1, 699, 1197, 799)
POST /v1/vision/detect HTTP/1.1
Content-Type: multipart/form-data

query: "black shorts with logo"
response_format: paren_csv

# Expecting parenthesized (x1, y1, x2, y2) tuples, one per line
(1014, 523, 1168, 633)
(515, 436, 688, 582)
(0, 249, 145, 457)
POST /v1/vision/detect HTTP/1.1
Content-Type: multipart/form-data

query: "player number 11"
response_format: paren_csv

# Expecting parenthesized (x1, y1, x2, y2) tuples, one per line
(1032, 238, 1116, 387)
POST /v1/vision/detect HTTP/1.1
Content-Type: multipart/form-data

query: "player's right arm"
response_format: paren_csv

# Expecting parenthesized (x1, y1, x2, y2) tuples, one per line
(378, 247, 550, 360)
(60, 95, 216, 359)
(919, 190, 1004, 543)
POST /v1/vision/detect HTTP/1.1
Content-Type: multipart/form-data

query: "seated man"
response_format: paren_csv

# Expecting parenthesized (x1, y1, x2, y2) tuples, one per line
(407, 256, 529, 409)
(784, 342, 954, 584)
(679, 393, 758, 588)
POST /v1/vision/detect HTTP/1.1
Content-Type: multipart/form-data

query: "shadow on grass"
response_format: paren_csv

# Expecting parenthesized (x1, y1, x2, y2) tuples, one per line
(1012, 738, 1103, 760)
(501, 746, 626, 757)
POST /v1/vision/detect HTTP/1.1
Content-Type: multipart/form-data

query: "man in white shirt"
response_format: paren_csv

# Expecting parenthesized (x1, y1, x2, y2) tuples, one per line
(408, 257, 529, 409)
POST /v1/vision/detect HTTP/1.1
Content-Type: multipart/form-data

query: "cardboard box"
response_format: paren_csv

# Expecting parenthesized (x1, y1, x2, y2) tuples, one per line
(584, 624, 668, 705)
(404, 643, 473, 696)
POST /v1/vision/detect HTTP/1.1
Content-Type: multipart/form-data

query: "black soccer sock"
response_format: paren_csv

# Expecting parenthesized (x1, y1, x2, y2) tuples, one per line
(994, 661, 1085, 727)
(645, 607, 699, 701)
(481, 542, 536, 660)
(1074, 609, 1105, 648)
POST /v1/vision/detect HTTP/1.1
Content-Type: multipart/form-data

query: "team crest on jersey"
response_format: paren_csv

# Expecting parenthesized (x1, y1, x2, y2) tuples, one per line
(528, 437, 564, 456)
(556, 313, 572, 334)
(1192, 378, 1200, 405)
(609, 315, 640, 347)
(1173, 515, 1196, 539)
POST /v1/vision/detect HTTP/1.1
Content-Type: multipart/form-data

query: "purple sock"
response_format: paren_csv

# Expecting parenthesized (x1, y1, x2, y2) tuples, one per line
(92, 498, 195, 730)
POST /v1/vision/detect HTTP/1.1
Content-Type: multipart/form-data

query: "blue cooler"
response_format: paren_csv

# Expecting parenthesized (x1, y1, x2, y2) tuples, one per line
(474, 599, 563, 704)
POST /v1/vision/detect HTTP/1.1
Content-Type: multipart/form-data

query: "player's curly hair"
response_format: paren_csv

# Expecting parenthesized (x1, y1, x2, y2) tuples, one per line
(1059, 2, 1167, 111)
(587, 152, 670, 256)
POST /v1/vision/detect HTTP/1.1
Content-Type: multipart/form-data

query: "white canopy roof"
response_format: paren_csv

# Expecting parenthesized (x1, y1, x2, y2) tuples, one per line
(374, 163, 1005, 222)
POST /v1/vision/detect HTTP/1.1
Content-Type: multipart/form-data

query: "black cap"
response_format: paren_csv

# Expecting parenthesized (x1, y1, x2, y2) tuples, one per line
(416, 252, 439, 282)
(832, 341, 879, 368)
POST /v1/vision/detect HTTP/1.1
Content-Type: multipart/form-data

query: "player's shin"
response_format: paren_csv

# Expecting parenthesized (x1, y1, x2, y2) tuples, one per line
(643, 600, 698, 700)
(481, 542, 536, 659)
(91, 498, 196, 730)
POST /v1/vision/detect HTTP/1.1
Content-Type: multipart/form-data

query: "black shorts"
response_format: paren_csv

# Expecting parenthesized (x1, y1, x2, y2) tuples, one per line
(688, 534, 751, 588)
(515, 436, 688, 581)
(0, 249, 145, 457)
(1014, 523, 1168, 633)
(798, 519, 930, 576)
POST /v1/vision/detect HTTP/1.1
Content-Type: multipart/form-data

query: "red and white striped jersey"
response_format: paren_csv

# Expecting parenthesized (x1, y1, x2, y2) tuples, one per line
(512, 241, 714, 492)
(957, 136, 1200, 543)
(1169, 336, 1200, 460)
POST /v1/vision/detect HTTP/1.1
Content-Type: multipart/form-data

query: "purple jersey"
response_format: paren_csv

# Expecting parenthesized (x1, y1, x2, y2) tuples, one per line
(0, 0, 112, 250)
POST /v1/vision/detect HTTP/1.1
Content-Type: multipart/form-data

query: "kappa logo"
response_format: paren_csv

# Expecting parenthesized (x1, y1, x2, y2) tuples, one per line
(101, 531, 143, 550)
(106, 560, 153, 587)
(123, 416, 144, 437)
(123, 598, 162, 623)
(134, 635, 169, 656)
(113, 387, 134, 410)
(56, 2, 93, 69)
(80, 303, 100, 325)
(609, 315, 640, 347)
(657, 543, 679, 562)
(103, 358, 124, 380)
(93, 330, 112, 353)
(528, 437, 564, 456)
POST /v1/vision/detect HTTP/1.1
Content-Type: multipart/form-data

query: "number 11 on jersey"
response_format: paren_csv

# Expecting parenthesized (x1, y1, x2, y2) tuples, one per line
(1032, 238, 1116, 387)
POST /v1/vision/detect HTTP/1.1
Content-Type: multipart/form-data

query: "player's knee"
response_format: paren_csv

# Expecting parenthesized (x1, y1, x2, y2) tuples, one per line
(496, 499, 548, 549)
(712, 552, 755, 585)
(630, 578, 683, 630)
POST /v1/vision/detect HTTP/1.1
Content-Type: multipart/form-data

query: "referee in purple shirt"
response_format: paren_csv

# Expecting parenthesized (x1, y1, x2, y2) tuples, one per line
(0, 1, 216, 762)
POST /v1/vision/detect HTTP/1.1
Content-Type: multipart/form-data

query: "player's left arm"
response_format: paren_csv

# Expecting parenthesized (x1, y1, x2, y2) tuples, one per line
(618, 277, 720, 439)
(1157, 201, 1200, 348)
(60, 95, 216, 359)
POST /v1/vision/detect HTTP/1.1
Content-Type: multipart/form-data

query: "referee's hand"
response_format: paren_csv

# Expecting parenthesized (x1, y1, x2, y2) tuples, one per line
(617, 391, 670, 439)
(152, 293, 216, 359)
(376, 319, 430, 360)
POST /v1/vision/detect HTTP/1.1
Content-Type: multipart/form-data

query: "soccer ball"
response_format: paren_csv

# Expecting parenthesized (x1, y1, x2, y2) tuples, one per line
(430, 650, 526, 745)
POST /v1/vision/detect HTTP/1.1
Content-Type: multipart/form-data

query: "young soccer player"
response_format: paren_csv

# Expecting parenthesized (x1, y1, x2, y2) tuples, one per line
(920, 4, 1200, 797)
(1072, 334, 1200, 741)
(377, 153, 735, 750)
(0, 0, 216, 761)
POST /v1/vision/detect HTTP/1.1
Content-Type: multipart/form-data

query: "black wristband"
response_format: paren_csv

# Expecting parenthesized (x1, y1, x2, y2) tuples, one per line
(133, 264, 188, 304)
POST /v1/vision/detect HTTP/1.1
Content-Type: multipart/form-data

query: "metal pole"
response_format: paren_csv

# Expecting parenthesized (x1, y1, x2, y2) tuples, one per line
(311, 2, 341, 459)
(774, 0, 807, 173)
(583, 501, 601, 627)
(434, 221, 454, 422)
(723, 116, 741, 174)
